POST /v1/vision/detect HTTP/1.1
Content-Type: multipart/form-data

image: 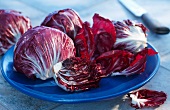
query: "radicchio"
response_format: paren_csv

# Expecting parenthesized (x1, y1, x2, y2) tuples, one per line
(14, 26, 75, 80)
(110, 48, 158, 76)
(41, 8, 83, 40)
(128, 89, 167, 109)
(74, 22, 95, 60)
(113, 19, 147, 53)
(53, 57, 102, 92)
(94, 18, 158, 77)
(96, 48, 157, 77)
(0, 9, 32, 55)
(92, 14, 116, 58)
(96, 50, 134, 77)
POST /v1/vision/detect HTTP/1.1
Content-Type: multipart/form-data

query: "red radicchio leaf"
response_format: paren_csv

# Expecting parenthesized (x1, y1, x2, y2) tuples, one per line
(74, 22, 95, 60)
(113, 19, 147, 53)
(127, 89, 167, 109)
(147, 48, 158, 55)
(96, 48, 158, 77)
(41, 8, 83, 40)
(92, 14, 116, 58)
(96, 50, 134, 77)
(53, 57, 102, 92)
(110, 48, 158, 76)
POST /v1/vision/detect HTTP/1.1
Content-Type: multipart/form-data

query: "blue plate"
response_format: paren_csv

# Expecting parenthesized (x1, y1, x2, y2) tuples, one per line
(1, 43, 160, 103)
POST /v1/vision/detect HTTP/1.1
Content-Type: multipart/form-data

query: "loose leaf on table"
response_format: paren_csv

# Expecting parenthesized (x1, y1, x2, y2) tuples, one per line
(127, 89, 167, 109)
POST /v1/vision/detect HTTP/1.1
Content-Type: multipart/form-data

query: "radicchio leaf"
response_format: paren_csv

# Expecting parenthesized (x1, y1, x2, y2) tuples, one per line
(96, 47, 158, 77)
(128, 89, 167, 109)
(0, 9, 32, 55)
(96, 50, 134, 77)
(111, 48, 158, 76)
(53, 57, 102, 92)
(113, 19, 147, 53)
(14, 26, 75, 80)
(74, 22, 95, 60)
(92, 14, 116, 58)
(41, 8, 83, 40)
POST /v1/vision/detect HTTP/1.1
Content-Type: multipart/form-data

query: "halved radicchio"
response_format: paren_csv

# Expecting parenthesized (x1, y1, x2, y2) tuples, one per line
(0, 9, 32, 55)
(113, 19, 147, 53)
(13, 26, 75, 80)
(41, 8, 83, 40)
(128, 89, 167, 109)
(53, 57, 102, 92)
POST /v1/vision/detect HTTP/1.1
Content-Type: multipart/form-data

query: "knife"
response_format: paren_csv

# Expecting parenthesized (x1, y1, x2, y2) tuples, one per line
(119, 0, 170, 34)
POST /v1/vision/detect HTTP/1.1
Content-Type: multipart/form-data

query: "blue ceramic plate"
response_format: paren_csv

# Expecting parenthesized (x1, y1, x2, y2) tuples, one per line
(1, 43, 160, 103)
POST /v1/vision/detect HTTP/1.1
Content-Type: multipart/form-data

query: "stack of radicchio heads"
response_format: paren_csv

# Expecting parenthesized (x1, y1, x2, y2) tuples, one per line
(12, 9, 166, 108)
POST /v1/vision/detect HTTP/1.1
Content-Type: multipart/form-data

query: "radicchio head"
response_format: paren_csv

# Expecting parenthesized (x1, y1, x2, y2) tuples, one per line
(41, 8, 83, 40)
(53, 57, 102, 92)
(13, 26, 75, 80)
(0, 9, 32, 55)
(113, 19, 147, 53)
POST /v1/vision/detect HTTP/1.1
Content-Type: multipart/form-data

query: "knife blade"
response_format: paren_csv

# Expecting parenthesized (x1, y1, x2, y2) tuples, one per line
(119, 0, 169, 34)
